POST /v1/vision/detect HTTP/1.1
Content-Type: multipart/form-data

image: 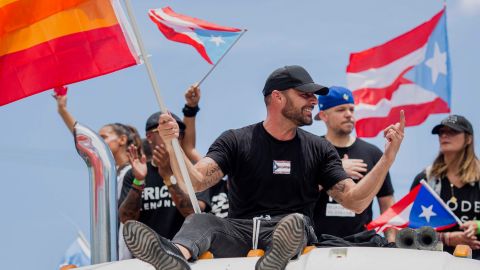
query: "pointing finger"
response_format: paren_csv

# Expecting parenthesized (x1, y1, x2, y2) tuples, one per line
(399, 110, 405, 131)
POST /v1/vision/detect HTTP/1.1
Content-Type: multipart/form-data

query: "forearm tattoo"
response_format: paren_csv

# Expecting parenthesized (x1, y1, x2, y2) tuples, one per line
(196, 158, 223, 190)
(327, 180, 347, 204)
(119, 189, 142, 223)
(168, 184, 195, 217)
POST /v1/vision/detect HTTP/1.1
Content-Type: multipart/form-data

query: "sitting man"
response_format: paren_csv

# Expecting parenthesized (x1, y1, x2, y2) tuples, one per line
(123, 65, 405, 270)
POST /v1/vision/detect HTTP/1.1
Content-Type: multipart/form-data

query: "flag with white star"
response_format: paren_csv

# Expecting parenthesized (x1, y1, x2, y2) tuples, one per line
(367, 180, 460, 233)
(148, 7, 243, 64)
(346, 9, 451, 137)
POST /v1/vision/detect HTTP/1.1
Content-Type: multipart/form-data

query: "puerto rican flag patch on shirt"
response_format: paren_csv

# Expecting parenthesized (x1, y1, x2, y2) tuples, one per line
(273, 160, 291, 175)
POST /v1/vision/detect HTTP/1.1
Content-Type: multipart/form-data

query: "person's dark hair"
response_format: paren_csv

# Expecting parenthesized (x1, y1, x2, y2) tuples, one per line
(105, 123, 143, 156)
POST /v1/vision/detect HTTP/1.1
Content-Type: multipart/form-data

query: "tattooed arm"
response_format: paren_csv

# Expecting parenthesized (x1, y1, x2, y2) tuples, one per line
(157, 113, 225, 193)
(327, 111, 405, 213)
(153, 144, 207, 217)
(119, 188, 142, 223)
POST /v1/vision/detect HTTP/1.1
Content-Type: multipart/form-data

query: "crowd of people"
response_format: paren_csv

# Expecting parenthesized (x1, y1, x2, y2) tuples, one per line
(56, 65, 480, 269)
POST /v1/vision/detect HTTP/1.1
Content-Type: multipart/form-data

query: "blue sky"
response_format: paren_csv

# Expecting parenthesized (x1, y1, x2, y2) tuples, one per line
(1, 1, 479, 269)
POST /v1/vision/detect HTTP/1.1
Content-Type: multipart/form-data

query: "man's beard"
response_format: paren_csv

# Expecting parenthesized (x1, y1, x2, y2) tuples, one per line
(333, 121, 355, 136)
(281, 96, 312, 126)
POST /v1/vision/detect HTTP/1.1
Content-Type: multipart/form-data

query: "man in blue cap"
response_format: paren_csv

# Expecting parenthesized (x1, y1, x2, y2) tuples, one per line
(314, 86, 396, 241)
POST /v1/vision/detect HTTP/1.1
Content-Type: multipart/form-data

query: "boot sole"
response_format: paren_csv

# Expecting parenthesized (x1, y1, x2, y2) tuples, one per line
(123, 220, 190, 270)
(255, 214, 306, 270)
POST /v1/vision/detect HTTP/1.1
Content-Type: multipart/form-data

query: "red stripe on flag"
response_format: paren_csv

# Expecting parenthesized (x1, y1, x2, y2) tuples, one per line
(366, 184, 422, 231)
(355, 98, 450, 138)
(353, 67, 413, 105)
(347, 9, 444, 73)
(148, 11, 213, 64)
(0, 25, 137, 106)
(161, 6, 241, 32)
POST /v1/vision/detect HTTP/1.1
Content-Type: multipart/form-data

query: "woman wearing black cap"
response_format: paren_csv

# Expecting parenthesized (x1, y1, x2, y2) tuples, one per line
(411, 115, 480, 259)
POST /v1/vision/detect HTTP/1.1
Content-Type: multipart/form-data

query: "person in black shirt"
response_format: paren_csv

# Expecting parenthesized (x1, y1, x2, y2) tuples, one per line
(118, 112, 209, 249)
(123, 65, 406, 270)
(411, 115, 480, 259)
(313, 86, 395, 241)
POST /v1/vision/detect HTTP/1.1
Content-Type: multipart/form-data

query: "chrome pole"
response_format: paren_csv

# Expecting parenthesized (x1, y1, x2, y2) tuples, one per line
(74, 122, 118, 264)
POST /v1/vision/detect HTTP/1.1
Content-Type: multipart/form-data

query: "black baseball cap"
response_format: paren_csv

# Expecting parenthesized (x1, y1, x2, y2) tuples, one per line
(145, 111, 186, 132)
(431, 115, 473, 135)
(262, 65, 329, 96)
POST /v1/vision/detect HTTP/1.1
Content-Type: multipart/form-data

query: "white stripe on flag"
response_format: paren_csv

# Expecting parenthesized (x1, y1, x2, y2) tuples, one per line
(354, 84, 438, 119)
(151, 8, 201, 29)
(149, 11, 205, 45)
(347, 45, 426, 90)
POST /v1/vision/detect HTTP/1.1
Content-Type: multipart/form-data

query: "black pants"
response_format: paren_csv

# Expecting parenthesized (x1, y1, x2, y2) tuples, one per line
(172, 213, 317, 260)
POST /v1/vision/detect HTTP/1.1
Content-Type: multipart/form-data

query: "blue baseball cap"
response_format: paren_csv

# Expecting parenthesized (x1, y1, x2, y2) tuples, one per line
(314, 86, 354, 120)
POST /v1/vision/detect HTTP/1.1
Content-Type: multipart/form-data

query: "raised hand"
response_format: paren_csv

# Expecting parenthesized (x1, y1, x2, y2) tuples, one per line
(127, 144, 147, 180)
(152, 144, 173, 178)
(383, 110, 405, 162)
(53, 92, 68, 111)
(341, 154, 367, 180)
(184, 83, 201, 107)
(158, 113, 180, 145)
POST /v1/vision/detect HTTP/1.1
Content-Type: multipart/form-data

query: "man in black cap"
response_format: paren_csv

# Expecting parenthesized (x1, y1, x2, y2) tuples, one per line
(123, 65, 406, 270)
(118, 112, 209, 250)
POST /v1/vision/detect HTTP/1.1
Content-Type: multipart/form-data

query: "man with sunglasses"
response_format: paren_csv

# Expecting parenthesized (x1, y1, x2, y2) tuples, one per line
(118, 112, 210, 244)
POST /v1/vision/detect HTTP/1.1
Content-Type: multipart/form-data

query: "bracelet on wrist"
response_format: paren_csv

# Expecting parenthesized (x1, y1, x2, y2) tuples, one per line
(133, 178, 145, 186)
(182, 104, 200, 117)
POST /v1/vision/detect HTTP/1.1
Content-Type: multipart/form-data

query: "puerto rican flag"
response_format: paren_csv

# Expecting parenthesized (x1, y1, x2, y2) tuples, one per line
(148, 7, 243, 64)
(347, 9, 451, 137)
(367, 180, 460, 233)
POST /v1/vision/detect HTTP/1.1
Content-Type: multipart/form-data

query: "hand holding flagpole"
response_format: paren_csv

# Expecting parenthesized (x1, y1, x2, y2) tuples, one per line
(123, 0, 201, 213)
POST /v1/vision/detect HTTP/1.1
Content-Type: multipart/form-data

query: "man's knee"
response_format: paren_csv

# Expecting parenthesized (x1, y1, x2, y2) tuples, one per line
(184, 213, 223, 225)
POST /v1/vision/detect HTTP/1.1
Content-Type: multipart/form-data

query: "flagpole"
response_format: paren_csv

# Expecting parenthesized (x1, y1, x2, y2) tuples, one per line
(123, 0, 201, 214)
(420, 180, 463, 225)
(197, 29, 247, 87)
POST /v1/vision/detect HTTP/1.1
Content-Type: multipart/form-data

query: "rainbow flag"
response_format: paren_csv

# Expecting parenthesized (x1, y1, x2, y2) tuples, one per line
(0, 0, 140, 106)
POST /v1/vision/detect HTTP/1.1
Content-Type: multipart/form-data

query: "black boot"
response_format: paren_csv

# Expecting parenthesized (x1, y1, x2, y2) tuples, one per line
(255, 213, 306, 270)
(123, 220, 191, 270)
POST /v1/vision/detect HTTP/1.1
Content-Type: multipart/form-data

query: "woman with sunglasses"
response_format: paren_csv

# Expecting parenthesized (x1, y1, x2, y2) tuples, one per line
(411, 115, 480, 259)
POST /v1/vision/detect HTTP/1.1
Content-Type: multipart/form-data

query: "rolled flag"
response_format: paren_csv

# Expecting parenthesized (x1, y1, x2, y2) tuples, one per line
(148, 6, 243, 64)
(54, 86, 68, 96)
(367, 180, 461, 233)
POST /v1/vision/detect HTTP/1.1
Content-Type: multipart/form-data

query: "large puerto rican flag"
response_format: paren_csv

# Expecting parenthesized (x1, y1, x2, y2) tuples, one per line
(149, 7, 242, 65)
(367, 180, 460, 233)
(347, 9, 451, 137)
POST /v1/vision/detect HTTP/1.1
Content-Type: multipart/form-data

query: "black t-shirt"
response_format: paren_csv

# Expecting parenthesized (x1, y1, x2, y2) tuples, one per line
(119, 163, 210, 240)
(313, 138, 394, 238)
(206, 122, 348, 219)
(209, 178, 229, 218)
(412, 172, 480, 259)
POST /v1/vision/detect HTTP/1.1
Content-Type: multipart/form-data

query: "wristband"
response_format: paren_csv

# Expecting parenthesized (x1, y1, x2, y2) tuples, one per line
(133, 178, 145, 186)
(476, 221, 480, 235)
(182, 104, 200, 117)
